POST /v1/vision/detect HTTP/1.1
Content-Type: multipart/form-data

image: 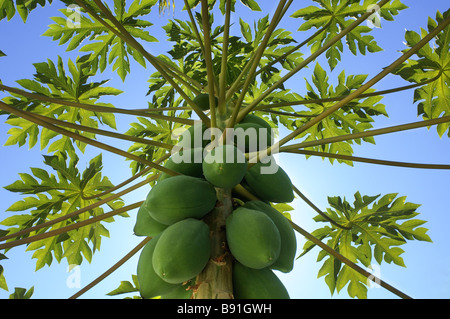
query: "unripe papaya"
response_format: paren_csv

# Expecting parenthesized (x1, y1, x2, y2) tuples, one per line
(152, 218, 211, 284)
(226, 207, 281, 269)
(133, 204, 167, 237)
(193, 93, 218, 111)
(202, 144, 247, 189)
(137, 234, 180, 299)
(144, 175, 217, 225)
(178, 123, 210, 149)
(242, 200, 296, 273)
(244, 157, 294, 203)
(158, 148, 204, 182)
(233, 122, 273, 153)
(239, 114, 272, 131)
(160, 279, 195, 299)
(232, 261, 290, 299)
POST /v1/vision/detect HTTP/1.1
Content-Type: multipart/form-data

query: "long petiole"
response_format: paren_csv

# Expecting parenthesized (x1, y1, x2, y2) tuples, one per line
(0, 201, 144, 251)
(254, 73, 442, 111)
(218, 0, 232, 115)
(0, 175, 159, 243)
(201, 0, 217, 128)
(280, 115, 450, 152)
(0, 83, 196, 125)
(69, 236, 152, 299)
(227, 0, 290, 128)
(289, 220, 412, 299)
(31, 113, 174, 150)
(0, 101, 180, 177)
(285, 149, 450, 170)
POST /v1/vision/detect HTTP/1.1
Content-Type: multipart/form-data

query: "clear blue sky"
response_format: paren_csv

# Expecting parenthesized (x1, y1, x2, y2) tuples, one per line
(0, 0, 449, 299)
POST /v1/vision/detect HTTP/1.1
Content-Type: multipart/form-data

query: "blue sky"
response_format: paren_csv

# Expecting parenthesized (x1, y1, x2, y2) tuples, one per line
(0, 0, 449, 299)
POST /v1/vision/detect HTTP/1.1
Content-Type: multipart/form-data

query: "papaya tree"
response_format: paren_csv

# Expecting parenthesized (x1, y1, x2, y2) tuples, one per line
(0, 0, 449, 300)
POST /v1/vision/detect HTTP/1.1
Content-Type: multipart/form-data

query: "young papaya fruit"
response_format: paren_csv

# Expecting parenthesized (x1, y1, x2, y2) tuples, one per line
(144, 175, 217, 225)
(133, 204, 168, 237)
(226, 207, 281, 269)
(202, 144, 247, 189)
(152, 218, 211, 284)
(242, 200, 296, 273)
(137, 234, 181, 299)
(193, 93, 218, 111)
(158, 148, 204, 182)
(244, 157, 294, 203)
(233, 122, 273, 153)
(178, 123, 210, 149)
(232, 261, 290, 299)
(160, 279, 195, 299)
(239, 114, 272, 132)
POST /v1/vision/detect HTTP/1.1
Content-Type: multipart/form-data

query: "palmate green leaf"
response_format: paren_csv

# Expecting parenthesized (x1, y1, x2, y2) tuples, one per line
(8, 286, 34, 299)
(393, 9, 450, 137)
(0, 0, 51, 22)
(2, 55, 121, 157)
(107, 274, 140, 297)
(125, 115, 179, 175)
(300, 191, 431, 298)
(42, 0, 158, 81)
(291, 0, 407, 69)
(0, 152, 125, 271)
(276, 63, 387, 165)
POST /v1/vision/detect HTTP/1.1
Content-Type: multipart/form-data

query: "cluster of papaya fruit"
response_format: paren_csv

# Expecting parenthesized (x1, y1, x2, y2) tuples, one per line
(134, 99, 296, 299)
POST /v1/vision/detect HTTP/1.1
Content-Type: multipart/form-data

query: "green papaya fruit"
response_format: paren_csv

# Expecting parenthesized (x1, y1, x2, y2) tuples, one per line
(145, 175, 217, 225)
(226, 207, 281, 269)
(160, 279, 195, 299)
(232, 261, 290, 299)
(193, 93, 218, 111)
(233, 122, 273, 153)
(202, 144, 247, 189)
(137, 234, 181, 299)
(153, 218, 211, 284)
(158, 148, 204, 182)
(133, 204, 168, 237)
(239, 114, 272, 132)
(242, 200, 296, 273)
(244, 157, 294, 203)
(178, 123, 210, 149)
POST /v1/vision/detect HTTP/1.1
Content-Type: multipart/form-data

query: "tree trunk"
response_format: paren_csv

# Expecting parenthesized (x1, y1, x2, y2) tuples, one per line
(193, 187, 234, 299)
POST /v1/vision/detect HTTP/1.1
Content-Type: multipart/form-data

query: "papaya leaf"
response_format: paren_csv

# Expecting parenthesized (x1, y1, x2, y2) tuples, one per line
(42, 0, 159, 81)
(291, 0, 408, 69)
(124, 116, 177, 175)
(0, 0, 51, 22)
(2, 55, 121, 157)
(107, 274, 140, 297)
(240, 0, 261, 12)
(269, 63, 388, 165)
(299, 192, 431, 298)
(8, 286, 34, 299)
(1, 152, 125, 270)
(393, 9, 450, 137)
